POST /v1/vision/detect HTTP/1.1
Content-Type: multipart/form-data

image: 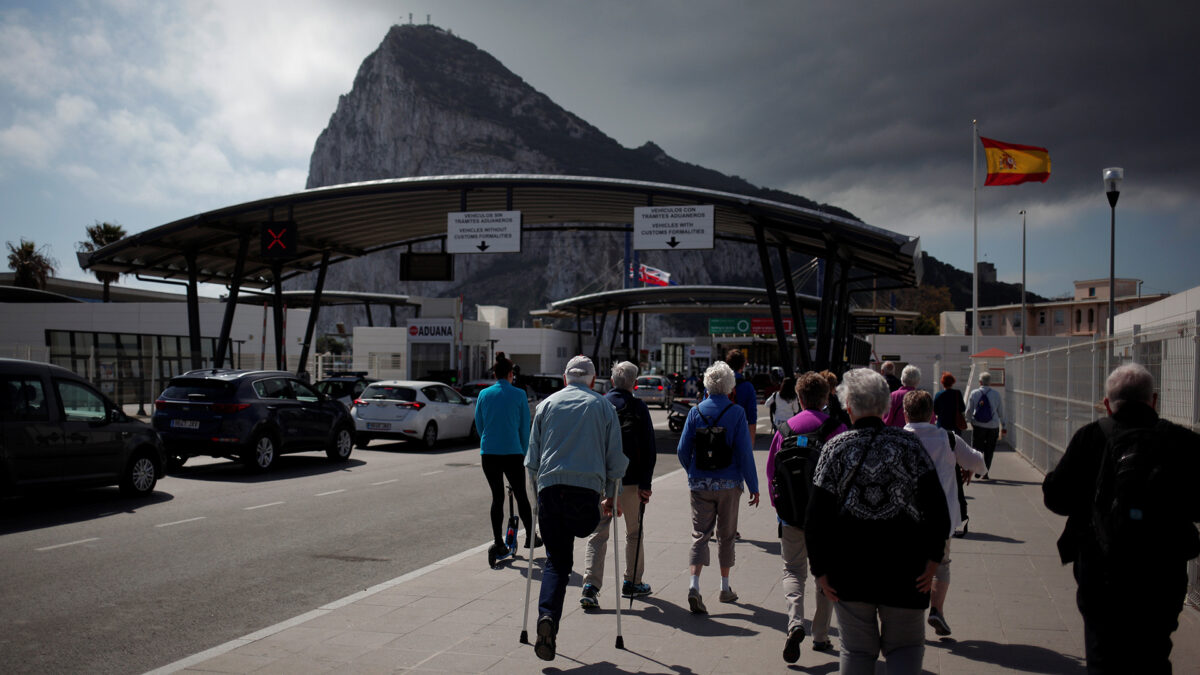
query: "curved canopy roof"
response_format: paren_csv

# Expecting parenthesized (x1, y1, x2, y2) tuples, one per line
(78, 174, 921, 290)
(228, 289, 414, 308)
(533, 285, 822, 318)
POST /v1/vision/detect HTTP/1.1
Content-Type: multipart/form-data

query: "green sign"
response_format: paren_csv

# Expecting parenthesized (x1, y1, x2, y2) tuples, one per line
(708, 318, 751, 335)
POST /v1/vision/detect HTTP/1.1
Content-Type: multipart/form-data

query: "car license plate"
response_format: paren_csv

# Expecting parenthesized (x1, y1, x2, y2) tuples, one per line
(367, 422, 390, 431)
(171, 419, 200, 430)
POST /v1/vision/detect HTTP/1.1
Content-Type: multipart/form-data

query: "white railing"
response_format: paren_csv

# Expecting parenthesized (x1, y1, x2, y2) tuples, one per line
(1005, 314, 1200, 606)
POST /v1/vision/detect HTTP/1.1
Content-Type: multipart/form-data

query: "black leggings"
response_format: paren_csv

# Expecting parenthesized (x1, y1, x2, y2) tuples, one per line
(481, 453, 534, 544)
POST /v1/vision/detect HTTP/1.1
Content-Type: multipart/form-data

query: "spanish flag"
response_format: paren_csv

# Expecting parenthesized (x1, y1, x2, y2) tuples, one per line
(981, 137, 1051, 185)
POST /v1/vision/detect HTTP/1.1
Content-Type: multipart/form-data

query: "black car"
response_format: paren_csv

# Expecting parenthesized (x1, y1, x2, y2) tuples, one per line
(154, 369, 355, 472)
(313, 372, 378, 409)
(0, 358, 164, 497)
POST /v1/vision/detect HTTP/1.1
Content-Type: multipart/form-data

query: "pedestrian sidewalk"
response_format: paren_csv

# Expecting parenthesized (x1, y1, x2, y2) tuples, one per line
(151, 444, 1199, 674)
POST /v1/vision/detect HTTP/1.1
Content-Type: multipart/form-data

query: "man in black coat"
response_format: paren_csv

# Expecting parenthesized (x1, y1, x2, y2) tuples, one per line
(1043, 363, 1200, 674)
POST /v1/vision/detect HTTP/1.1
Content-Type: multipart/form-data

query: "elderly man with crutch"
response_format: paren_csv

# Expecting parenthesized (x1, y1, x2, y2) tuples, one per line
(579, 361, 657, 609)
(519, 355, 628, 661)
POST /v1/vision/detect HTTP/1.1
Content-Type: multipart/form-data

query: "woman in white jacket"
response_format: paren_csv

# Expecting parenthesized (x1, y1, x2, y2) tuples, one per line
(765, 376, 800, 432)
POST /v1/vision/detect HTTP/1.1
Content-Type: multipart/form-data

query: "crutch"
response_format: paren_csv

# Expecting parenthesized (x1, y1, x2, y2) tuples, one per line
(518, 482, 540, 644)
(612, 496, 625, 649)
(629, 500, 646, 609)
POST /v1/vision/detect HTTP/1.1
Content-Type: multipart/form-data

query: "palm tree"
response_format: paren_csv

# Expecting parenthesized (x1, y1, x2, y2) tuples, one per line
(78, 221, 127, 302)
(6, 239, 58, 290)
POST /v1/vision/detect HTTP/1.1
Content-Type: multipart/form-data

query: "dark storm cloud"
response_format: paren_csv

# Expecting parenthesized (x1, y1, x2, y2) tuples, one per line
(645, 2, 1200, 201)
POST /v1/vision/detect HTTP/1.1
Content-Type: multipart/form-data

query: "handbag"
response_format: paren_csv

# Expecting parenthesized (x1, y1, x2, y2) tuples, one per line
(955, 406, 968, 431)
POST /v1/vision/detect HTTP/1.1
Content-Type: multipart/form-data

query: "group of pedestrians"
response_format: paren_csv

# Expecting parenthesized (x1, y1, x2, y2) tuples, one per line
(478, 350, 1196, 674)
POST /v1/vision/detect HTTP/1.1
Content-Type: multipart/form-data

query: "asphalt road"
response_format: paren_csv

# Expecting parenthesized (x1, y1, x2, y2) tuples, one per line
(0, 408, 685, 674)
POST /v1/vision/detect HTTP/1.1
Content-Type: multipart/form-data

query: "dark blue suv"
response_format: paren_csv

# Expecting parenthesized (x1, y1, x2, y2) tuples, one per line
(153, 369, 355, 472)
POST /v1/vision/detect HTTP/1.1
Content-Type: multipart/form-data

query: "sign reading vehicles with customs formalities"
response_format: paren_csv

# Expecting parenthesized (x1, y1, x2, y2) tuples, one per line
(633, 205, 714, 250)
(447, 211, 522, 253)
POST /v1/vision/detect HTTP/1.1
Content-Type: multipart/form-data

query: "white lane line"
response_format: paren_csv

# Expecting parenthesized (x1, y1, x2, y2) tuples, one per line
(139, 466, 686, 675)
(243, 501, 285, 511)
(36, 537, 99, 552)
(419, 470, 443, 477)
(315, 489, 345, 497)
(371, 479, 399, 485)
(155, 517, 206, 528)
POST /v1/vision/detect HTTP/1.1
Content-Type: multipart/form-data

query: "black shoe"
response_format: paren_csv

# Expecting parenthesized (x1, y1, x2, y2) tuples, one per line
(783, 626, 806, 664)
(487, 542, 508, 567)
(812, 639, 834, 652)
(534, 616, 556, 661)
(928, 608, 952, 636)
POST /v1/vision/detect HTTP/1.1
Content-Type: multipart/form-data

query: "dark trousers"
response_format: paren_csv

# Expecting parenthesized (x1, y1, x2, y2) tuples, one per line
(481, 453, 533, 545)
(537, 484, 602, 627)
(972, 426, 1000, 472)
(1075, 556, 1186, 674)
(955, 467, 968, 521)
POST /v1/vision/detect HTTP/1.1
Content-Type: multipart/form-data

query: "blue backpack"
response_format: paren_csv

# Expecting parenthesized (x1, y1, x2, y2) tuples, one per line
(974, 390, 994, 423)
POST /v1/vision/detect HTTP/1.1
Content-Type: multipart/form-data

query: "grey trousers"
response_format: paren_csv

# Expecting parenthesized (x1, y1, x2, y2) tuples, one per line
(781, 523, 833, 641)
(582, 488, 645, 588)
(833, 600, 926, 675)
(688, 488, 741, 568)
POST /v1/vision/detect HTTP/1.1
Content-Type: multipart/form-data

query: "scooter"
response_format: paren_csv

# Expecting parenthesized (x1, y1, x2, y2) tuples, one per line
(489, 485, 520, 568)
(668, 400, 693, 433)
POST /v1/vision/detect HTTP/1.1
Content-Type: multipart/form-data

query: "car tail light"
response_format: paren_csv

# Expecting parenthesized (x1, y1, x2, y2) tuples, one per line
(354, 399, 368, 407)
(633, 385, 638, 390)
(657, 385, 663, 391)
(397, 401, 425, 410)
(210, 403, 251, 414)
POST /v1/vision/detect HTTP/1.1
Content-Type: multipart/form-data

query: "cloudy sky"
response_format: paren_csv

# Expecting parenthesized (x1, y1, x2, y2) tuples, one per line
(1, 0, 1196, 300)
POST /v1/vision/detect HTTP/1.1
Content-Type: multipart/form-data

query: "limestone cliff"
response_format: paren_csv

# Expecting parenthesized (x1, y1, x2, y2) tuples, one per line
(300, 24, 843, 335)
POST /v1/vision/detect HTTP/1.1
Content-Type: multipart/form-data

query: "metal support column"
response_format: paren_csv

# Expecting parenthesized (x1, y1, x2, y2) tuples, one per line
(609, 308, 623, 362)
(271, 262, 286, 371)
(753, 224, 793, 376)
(214, 232, 250, 369)
(575, 308, 584, 355)
(296, 250, 331, 376)
(185, 249, 203, 370)
(592, 310, 608, 364)
(814, 252, 839, 370)
(776, 244, 812, 373)
(363, 303, 374, 327)
(830, 260, 852, 374)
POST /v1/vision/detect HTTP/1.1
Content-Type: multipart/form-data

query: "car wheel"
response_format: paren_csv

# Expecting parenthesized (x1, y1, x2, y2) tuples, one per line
(120, 451, 158, 496)
(327, 425, 353, 461)
(669, 419, 683, 433)
(243, 432, 277, 472)
(421, 422, 438, 449)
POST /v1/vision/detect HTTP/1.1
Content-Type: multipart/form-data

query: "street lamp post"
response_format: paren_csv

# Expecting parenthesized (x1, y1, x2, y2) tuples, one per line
(1019, 209, 1026, 353)
(1103, 167, 1123, 336)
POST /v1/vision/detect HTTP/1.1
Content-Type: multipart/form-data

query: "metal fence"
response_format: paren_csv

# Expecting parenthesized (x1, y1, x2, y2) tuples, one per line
(1005, 314, 1200, 607)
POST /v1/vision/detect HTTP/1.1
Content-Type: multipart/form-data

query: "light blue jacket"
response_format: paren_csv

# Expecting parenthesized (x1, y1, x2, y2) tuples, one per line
(474, 378, 530, 456)
(525, 383, 628, 498)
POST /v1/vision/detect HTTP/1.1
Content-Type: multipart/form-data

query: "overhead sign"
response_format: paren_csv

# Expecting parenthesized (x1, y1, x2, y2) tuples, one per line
(708, 318, 751, 335)
(633, 205, 714, 250)
(407, 319, 456, 343)
(751, 317, 794, 335)
(853, 316, 896, 334)
(260, 222, 297, 259)
(447, 211, 521, 253)
(687, 346, 712, 359)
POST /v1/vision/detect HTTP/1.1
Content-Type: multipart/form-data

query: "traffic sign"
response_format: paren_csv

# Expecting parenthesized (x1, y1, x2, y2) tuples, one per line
(853, 316, 896, 334)
(447, 211, 521, 253)
(633, 205, 714, 250)
(709, 317, 751, 335)
(260, 222, 297, 259)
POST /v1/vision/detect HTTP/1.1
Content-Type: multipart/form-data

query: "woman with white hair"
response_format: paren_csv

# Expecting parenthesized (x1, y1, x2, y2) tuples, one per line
(804, 368, 950, 674)
(677, 361, 760, 614)
(882, 364, 920, 427)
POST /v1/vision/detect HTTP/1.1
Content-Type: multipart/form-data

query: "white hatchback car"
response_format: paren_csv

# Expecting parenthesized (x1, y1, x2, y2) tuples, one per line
(350, 380, 476, 449)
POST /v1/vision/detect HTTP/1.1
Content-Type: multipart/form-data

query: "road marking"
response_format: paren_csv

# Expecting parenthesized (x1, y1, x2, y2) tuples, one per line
(139, 467, 686, 675)
(371, 479, 399, 485)
(36, 537, 99, 552)
(156, 517, 206, 528)
(315, 489, 345, 497)
(243, 501, 285, 511)
(419, 470, 443, 476)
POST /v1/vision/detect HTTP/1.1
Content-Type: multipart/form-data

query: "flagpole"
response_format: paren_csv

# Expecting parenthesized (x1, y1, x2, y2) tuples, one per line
(972, 119, 979, 356)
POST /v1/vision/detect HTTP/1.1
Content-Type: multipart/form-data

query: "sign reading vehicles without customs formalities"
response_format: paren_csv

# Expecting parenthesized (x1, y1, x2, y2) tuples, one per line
(447, 211, 522, 253)
(633, 205, 714, 250)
